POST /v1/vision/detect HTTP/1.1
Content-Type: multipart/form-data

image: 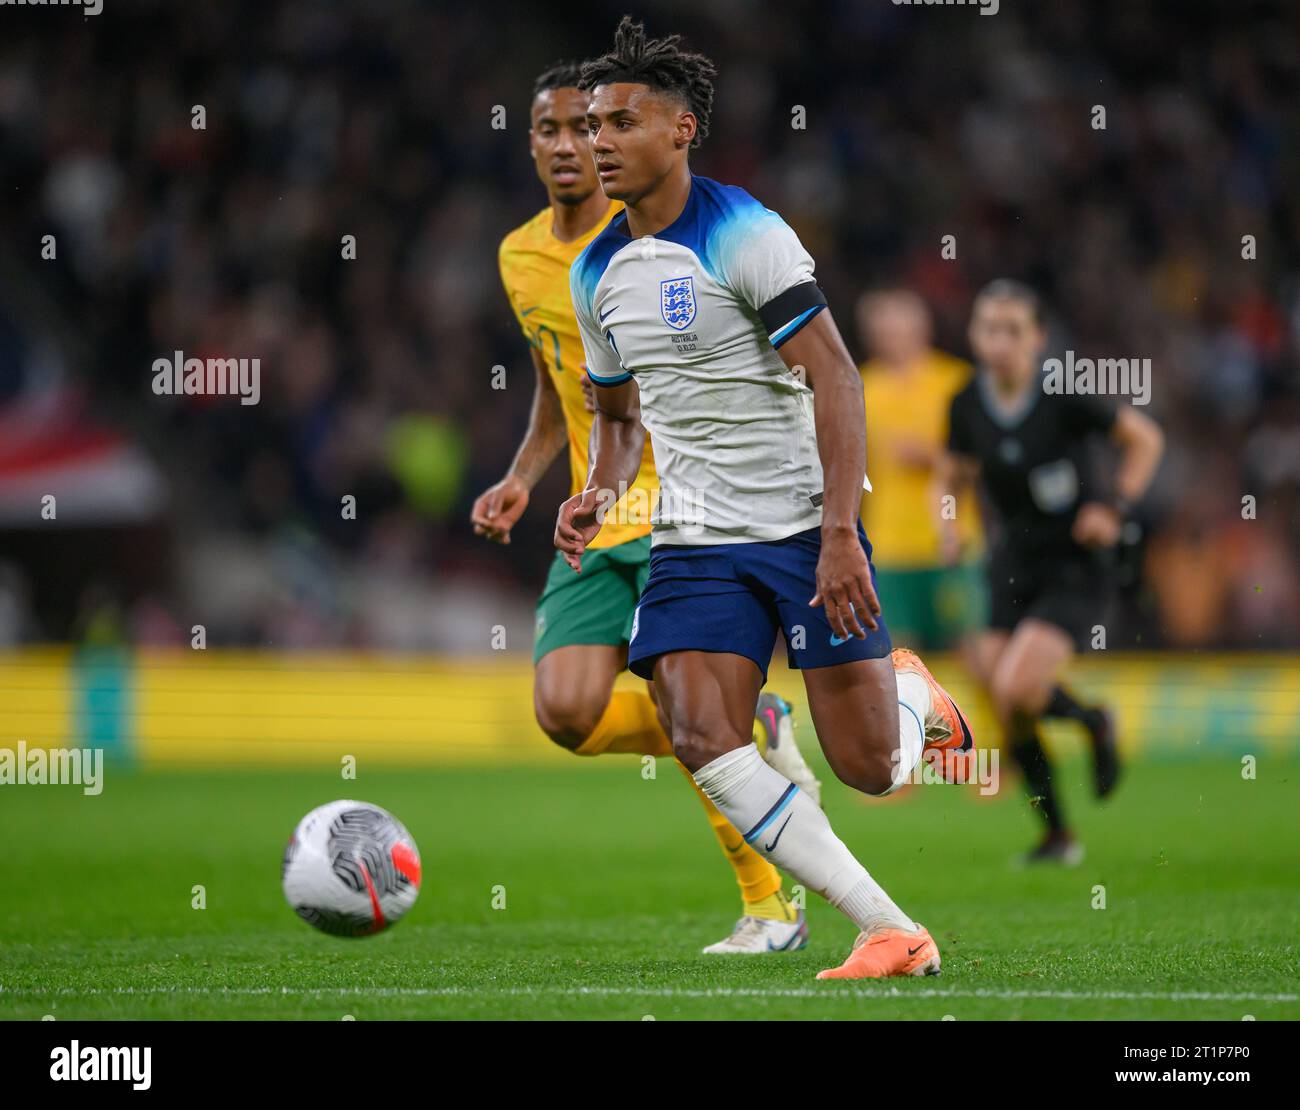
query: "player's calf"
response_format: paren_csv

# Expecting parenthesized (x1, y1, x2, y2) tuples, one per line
(821, 742, 898, 798)
(989, 668, 1052, 722)
(652, 651, 766, 771)
(802, 656, 913, 796)
(533, 646, 623, 752)
(987, 620, 1074, 721)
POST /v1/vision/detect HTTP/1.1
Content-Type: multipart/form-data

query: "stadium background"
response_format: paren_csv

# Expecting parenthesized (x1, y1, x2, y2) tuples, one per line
(0, 0, 1295, 767)
(0, 0, 1296, 1023)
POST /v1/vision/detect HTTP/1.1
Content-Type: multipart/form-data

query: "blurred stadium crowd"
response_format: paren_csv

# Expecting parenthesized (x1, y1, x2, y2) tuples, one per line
(0, 0, 1296, 650)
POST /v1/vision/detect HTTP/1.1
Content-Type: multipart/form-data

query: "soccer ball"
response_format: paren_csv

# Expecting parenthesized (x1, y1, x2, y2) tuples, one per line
(282, 800, 421, 937)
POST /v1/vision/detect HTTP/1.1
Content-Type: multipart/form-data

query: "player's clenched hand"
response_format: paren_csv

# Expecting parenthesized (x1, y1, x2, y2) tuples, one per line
(1071, 501, 1122, 549)
(579, 365, 597, 413)
(470, 475, 529, 545)
(555, 488, 604, 571)
(810, 528, 880, 638)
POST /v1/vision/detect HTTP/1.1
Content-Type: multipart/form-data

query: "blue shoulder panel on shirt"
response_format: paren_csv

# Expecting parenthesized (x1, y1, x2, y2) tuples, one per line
(571, 209, 634, 316)
(572, 178, 785, 304)
(651, 175, 784, 287)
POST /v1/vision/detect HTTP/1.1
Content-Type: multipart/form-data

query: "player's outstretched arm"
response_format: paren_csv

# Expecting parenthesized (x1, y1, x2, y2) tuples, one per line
(471, 347, 567, 544)
(554, 376, 645, 571)
(777, 309, 879, 640)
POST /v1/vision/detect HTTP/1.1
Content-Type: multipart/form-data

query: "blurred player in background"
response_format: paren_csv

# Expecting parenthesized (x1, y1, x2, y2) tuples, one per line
(471, 62, 818, 954)
(935, 281, 1164, 863)
(857, 289, 982, 652)
(558, 17, 979, 979)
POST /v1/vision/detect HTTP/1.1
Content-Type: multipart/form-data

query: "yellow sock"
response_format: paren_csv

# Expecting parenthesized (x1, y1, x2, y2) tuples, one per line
(745, 888, 799, 924)
(675, 761, 782, 905)
(745, 713, 796, 919)
(574, 690, 673, 757)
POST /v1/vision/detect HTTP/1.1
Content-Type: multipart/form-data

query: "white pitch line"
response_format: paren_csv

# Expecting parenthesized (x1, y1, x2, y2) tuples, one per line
(2, 985, 1295, 1003)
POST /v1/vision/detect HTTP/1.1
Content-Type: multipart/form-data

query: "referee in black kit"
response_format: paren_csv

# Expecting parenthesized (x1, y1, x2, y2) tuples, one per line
(935, 280, 1165, 864)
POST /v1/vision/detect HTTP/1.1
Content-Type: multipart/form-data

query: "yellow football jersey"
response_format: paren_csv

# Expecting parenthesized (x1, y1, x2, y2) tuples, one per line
(860, 350, 982, 567)
(499, 203, 658, 549)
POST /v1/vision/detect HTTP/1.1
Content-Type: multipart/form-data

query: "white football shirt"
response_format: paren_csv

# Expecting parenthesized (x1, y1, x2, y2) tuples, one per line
(571, 175, 834, 546)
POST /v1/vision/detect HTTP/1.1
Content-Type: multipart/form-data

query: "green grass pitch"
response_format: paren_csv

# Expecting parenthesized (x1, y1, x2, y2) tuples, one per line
(1, 753, 1296, 1020)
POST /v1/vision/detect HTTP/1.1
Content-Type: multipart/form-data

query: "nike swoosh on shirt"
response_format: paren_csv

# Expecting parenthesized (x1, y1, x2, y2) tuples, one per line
(598, 305, 620, 322)
(907, 943, 927, 956)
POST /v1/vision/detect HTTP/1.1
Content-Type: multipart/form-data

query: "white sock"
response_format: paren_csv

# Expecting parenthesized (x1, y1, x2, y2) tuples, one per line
(693, 745, 916, 934)
(886, 671, 929, 794)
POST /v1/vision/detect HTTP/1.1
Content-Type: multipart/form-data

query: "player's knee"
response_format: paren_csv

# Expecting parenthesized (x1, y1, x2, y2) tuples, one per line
(533, 690, 602, 752)
(670, 725, 740, 774)
(991, 670, 1039, 718)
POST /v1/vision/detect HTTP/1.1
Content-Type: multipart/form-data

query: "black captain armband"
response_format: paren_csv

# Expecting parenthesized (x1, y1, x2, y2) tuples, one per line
(760, 282, 828, 349)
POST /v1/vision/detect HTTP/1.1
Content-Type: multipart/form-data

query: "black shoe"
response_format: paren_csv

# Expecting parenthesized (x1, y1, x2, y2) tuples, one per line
(1085, 707, 1121, 799)
(1016, 830, 1085, 867)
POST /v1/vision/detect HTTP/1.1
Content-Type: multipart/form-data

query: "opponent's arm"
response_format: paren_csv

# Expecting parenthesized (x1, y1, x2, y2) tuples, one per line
(470, 347, 567, 545)
(1111, 406, 1164, 505)
(931, 449, 980, 566)
(1073, 406, 1165, 547)
(554, 375, 645, 571)
(777, 309, 878, 640)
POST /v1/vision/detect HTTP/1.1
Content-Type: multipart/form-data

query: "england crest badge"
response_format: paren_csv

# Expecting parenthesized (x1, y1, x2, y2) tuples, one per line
(660, 276, 696, 330)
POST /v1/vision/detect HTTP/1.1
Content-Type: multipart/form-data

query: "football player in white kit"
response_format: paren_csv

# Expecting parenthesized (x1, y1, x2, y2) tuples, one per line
(555, 16, 979, 979)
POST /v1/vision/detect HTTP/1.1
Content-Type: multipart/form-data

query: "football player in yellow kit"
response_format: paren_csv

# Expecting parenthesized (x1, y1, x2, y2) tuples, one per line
(471, 62, 820, 953)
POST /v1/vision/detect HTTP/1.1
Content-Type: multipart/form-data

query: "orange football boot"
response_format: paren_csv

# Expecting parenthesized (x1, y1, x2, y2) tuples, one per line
(816, 924, 941, 979)
(891, 647, 975, 754)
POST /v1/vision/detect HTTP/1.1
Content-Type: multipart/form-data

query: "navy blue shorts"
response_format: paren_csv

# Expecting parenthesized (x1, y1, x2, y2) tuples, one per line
(627, 524, 893, 682)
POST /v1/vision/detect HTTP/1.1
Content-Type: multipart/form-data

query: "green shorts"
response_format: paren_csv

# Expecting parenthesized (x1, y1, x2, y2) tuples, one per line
(533, 536, 652, 664)
(874, 562, 987, 651)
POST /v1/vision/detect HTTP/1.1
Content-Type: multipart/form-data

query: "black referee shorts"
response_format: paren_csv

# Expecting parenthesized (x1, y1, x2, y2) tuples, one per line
(986, 549, 1115, 649)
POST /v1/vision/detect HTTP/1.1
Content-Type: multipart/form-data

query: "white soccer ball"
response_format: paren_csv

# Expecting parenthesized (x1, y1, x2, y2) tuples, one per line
(282, 800, 421, 937)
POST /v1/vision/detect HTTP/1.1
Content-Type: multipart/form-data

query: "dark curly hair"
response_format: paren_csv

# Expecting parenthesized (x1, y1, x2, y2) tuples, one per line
(532, 60, 585, 97)
(579, 16, 716, 148)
